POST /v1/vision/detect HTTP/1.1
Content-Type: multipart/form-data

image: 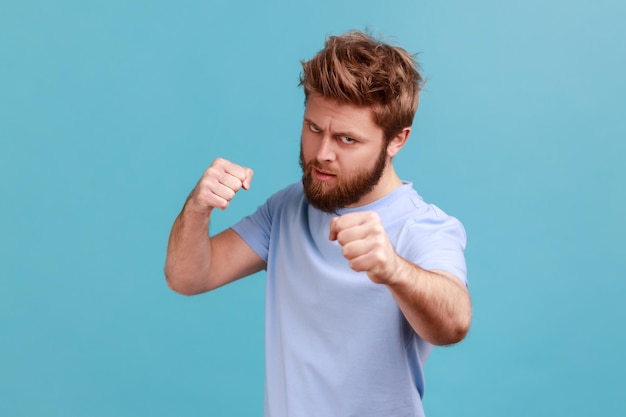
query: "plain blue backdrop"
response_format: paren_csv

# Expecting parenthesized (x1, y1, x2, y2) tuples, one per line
(2, 0, 625, 416)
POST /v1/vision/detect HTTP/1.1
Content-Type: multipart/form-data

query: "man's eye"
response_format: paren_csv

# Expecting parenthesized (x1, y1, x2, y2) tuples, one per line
(308, 123, 321, 133)
(339, 136, 356, 144)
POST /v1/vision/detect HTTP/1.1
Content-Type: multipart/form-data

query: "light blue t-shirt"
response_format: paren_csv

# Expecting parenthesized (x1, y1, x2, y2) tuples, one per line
(232, 182, 467, 417)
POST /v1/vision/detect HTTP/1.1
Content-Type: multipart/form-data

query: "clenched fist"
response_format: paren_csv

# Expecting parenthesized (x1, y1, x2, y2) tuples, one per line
(186, 158, 254, 213)
(329, 211, 400, 285)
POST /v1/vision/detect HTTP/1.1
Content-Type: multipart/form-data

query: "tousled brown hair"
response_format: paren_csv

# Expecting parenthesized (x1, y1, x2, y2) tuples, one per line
(300, 30, 423, 142)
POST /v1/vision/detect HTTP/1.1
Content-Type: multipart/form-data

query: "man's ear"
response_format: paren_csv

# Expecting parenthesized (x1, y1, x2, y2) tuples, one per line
(386, 127, 411, 158)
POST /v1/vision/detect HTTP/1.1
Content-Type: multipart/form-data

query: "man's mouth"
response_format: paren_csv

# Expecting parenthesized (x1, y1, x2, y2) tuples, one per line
(313, 167, 336, 181)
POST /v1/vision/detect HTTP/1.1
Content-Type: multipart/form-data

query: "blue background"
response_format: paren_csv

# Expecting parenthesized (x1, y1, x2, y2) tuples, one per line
(2, 0, 625, 415)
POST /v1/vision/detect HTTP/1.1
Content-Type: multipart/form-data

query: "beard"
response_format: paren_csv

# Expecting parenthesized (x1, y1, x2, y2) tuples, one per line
(299, 144, 388, 214)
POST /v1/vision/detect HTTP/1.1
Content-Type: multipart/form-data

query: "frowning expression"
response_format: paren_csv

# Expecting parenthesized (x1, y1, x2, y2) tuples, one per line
(299, 94, 390, 213)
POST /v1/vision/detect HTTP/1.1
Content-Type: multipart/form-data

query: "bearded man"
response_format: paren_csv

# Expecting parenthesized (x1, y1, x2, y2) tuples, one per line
(165, 30, 472, 417)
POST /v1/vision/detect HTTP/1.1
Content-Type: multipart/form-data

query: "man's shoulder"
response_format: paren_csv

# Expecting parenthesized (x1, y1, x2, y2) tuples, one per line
(262, 182, 305, 213)
(391, 183, 460, 222)
(381, 183, 465, 240)
(372, 183, 426, 222)
(268, 182, 303, 202)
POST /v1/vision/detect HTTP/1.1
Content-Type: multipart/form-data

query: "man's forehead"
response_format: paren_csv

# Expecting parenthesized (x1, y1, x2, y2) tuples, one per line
(304, 95, 379, 131)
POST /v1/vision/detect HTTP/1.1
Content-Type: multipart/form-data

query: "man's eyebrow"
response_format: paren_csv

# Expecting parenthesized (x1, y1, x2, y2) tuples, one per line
(304, 118, 365, 140)
(304, 118, 319, 127)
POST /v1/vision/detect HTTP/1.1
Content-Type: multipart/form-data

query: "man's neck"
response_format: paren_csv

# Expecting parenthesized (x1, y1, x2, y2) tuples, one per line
(349, 163, 402, 208)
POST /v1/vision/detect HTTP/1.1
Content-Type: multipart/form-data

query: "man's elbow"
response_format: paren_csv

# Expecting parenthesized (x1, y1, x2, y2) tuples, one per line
(164, 265, 207, 296)
(450, 315, 472, 345)
(437, 310, 472, 346)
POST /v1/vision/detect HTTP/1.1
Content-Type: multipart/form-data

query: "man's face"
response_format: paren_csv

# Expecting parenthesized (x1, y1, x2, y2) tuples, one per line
(299, 94, 389, 213)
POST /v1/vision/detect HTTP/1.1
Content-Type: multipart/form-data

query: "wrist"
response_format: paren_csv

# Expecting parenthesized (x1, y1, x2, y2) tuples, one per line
(179, 200, 213, 229)
(384, 255, 416, 289)
(183, 194, 214, 216)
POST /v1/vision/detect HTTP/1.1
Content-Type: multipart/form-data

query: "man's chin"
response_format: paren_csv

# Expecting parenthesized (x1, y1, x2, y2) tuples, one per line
(303, 186, 340, 213)
(312, 180, 337, 192)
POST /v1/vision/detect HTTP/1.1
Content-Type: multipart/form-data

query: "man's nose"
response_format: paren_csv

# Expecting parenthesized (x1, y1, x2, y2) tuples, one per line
(316, 136, 336, 162)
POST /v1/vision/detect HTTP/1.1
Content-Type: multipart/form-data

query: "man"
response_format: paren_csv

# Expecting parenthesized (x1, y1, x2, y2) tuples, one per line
(165, 30, 471, 417)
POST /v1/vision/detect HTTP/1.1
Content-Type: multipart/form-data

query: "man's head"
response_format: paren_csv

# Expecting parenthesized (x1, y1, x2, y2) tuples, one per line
(298, 31, 422, 213)
(299, 30, 423, 143)
(298, 94, 389, 214)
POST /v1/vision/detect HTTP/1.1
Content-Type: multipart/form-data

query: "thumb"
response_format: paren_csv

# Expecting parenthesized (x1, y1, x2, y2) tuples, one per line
(242, 168, 254, 190)
(328, 218, 338, 241)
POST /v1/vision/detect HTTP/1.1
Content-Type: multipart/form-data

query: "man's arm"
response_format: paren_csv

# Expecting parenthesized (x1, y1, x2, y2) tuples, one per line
(384, 264, 471, 346)
(330, 211, 471, 346)
(164, 158, 266, 295)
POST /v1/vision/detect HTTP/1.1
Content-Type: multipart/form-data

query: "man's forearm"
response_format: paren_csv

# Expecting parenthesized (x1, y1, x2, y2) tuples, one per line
(164, 206, 213, 295)
(387, 258, 472, 346)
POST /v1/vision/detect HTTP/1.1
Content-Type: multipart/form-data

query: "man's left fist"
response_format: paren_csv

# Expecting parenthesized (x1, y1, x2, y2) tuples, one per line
(329, 211, 399, 285)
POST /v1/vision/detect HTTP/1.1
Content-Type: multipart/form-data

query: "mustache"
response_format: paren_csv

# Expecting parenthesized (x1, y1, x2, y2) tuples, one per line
(303, 159, 337, 176)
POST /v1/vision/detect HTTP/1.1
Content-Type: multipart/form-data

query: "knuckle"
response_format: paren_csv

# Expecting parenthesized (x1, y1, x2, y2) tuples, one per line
(205, 166, 220, 180)
(225, 175, 243, 192)
(364, 211, 376, 221)
(234, 165, 246, 178)
(349, 259, 363, 272)
(224, 187, 236, 201)
(372, 250, 385, 264)
(372, 223, 385, 236)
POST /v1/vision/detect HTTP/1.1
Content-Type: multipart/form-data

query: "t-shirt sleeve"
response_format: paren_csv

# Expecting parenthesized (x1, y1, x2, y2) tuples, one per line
(231, 183, 301, 263)
(397, 208, 468, 286)
(231, 198, 273, 262)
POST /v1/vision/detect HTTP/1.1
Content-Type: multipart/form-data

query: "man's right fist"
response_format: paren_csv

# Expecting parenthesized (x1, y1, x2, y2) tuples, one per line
(186, 158, 254, 213)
